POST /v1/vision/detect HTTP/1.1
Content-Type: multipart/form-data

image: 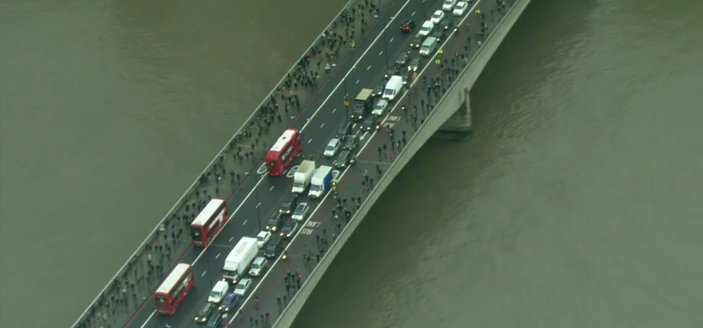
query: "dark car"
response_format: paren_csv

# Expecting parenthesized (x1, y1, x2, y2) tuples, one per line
(264, 236, 284, 258)
(399, 70, 411, 85)
(194, 302, 215, 323)
(384, 66, 400, 80)
(395, 51, 409, 67)
(400, 19, 416, 33)
(430, 28, 444, 42)
(280, 220, 299, 238)
(343, 131, 360, 151)
(361, 115, 380, 131)
(279, 193, 300, 215)
(265, 212, 284, 232)
(205, 312, 222, 327)
(218, 293, 239, 312)
(440, 16, 456, 32)
(408, 56, 423, 72)
(333, 149, 355, 169)
(373, 81, 385, 96)
(409, 33, 424, 49)
(335, 120, 353, 140)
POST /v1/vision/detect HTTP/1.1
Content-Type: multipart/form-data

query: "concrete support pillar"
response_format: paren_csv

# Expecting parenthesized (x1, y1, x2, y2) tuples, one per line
(435, 88, 472, 140)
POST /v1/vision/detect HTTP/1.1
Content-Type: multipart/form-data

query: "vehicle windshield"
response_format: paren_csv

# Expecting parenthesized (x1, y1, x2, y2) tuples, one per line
(292, 181, 304, 188)
(325, 144, 335, 151)
(383, 88, 394, 96)
(190, 227, 201, 240)
(209, 291, 220, 299)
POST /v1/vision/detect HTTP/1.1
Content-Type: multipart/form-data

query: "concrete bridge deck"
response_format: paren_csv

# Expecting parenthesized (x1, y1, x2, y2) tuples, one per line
(72, 0, 530, 327)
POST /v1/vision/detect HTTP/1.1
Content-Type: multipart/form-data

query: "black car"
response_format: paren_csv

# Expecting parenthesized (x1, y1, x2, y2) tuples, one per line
(395, 51, 409, 67)
(265, 212, 284, 232)
(410, 33, 424, 49)
(440, 16, 456, 32)
(400, 18, 416, 33)
(343, 131, 360, 151)
(430, 29, 444, 42)
(280, 220, 299, 238)
(335, 120, 353, 140)
(361, 115, 380, 131)
(279, 193, 300, 215)
(408, 56, 423, 72)
(194, 302, 215, 323)
(384, 66, 400, 80)
(205, 312, 222, 327)
(373, 81, 385, 97)
(264, 236, 284, 258)
(333, 149, 355, 169)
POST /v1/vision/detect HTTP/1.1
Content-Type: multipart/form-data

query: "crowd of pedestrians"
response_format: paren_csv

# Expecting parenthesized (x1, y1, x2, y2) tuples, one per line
(236, 1, 520, 326)
(75, 1, 393, 328)
(76, 0, 519, 326)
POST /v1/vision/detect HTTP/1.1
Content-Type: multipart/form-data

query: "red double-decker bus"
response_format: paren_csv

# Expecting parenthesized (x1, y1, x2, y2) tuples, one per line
(265, 129, 302, 176)
(190, 198, 228, 247)
(154, 263, 195, 315)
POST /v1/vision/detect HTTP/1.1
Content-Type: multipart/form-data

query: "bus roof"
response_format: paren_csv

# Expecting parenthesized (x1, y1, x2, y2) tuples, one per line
(270, 129, 298, 152)
(191, 198, 225, 226)
(156, 263, 191, 294)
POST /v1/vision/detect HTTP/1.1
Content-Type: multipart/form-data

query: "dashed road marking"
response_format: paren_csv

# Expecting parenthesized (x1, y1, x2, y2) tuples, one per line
(256, 202, 262, 208)
(307, 138, 313, 144)
(215, 252, 221, 260)
(201, 271, 207, 277)
(389, 37, 394, 43)
(269, 186, 275, 191)
(320, 123, 325, 128)
(243, 219, 248, 226)
(367, 65, 372, 70)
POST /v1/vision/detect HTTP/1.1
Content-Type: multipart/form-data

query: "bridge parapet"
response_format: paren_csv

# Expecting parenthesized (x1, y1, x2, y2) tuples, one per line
(72, 0, 400, 327)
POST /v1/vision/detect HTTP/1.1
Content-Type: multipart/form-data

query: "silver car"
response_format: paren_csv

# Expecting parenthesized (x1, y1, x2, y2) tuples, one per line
(291, 202, 310, 222)
(248, 256, 268, 277)
(324, 138, 341, 157)
(233, 277, 253, 296)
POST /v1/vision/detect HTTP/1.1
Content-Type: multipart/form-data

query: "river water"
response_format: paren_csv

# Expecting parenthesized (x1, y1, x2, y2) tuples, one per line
(1, 0, 702, 327)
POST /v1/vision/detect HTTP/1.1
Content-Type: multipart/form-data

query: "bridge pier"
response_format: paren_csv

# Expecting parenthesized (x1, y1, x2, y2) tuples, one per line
(435, 89, 472, 140)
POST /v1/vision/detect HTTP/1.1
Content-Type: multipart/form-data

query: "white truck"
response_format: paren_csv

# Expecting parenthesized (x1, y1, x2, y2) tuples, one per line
(382, 75, 404, 101)
(223, 237, 258, 283)
(291, 160, 316, 193)
(308, 165, 334, 198)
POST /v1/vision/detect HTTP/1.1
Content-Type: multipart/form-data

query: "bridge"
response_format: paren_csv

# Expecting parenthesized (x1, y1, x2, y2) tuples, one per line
(72, 0, 530, 327)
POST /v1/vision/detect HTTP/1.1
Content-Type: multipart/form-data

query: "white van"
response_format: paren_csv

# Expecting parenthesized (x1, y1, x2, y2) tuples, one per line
(419, 36, 438, 56)
(208, 280, 229, 303)
(382, 75, 403, 101)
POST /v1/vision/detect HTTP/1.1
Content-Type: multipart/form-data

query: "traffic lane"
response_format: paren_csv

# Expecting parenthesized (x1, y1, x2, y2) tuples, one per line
(141, 1, 454, 326)
(295, 0, 418, 134)
(290, 0, 408, 132)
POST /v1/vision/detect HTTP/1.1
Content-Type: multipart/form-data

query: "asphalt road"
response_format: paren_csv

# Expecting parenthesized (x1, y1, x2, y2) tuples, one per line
(125, 0, 505, 326)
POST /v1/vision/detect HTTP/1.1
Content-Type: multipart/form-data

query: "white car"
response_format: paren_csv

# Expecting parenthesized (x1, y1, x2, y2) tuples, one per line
(419, 20, 434, 36)
(430, 10, 445, 24)
(233, 277, 253, 296)
(372, 99, 389, 116)
(248, 256, 268, 277)
(291, 202, 310, 221)
(256, 230, 271, 248)
(453, 1, 469, 16)
(442, 0, 457, 11)
(324, 138, 341, 157)
(207, 280, 229, 303)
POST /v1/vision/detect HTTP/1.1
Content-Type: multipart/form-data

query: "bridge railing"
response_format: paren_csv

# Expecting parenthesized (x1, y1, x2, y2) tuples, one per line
(72, 0, 399, 327)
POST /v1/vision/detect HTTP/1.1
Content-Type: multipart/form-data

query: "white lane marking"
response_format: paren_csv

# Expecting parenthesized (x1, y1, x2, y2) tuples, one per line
(201, 271, 207, 277)
(411, 11, 416, 16)
(269, 185, 275, 191)
(366, 65, 372, 70)
(256, 202, 262, 208)
(389, 37, 394, 43)
(378, 50, 383, 56)
(307, 138, 313, 144)
(231, 0, 416, 322)
(215, 252, 221, 260)
(320, 123, 325, 128)
(243, 219, 248, 225)
(332, 107, 337, 113)
(228, 236, 234, 242)
(355, 79, 360, 85)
